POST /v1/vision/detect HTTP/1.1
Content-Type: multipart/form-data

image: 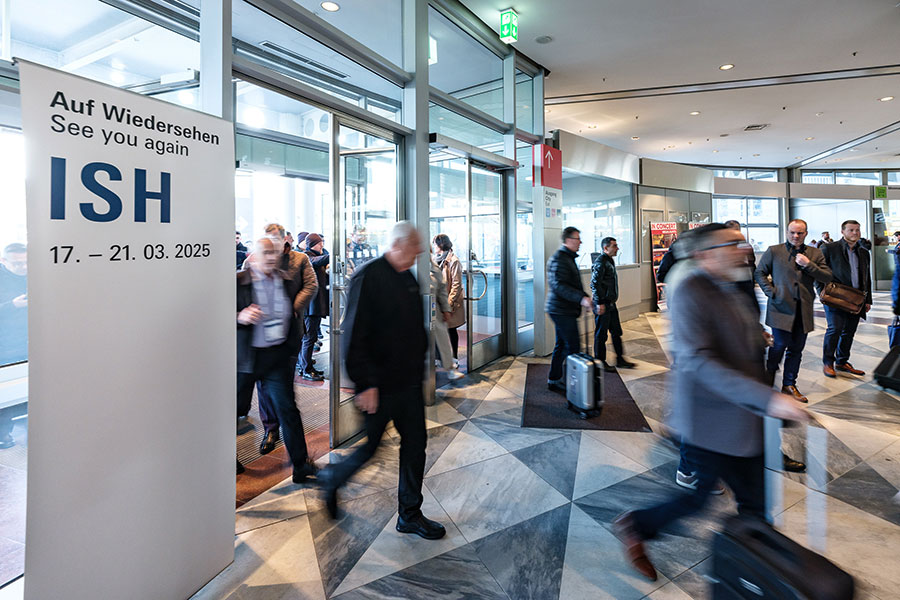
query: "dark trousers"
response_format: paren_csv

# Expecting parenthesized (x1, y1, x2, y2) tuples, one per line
(548, 313, 580, 382)
(324, 385, 426, 519)
(892, 269, 900, 310)
(767, 309, 808, 387)
(593, 305, 624, 363)
(631, 444, 765, 540)
(298, 315, 323, 373)
(448, 327, 459, 359)
(237, 345, 309, 471)
(823, 305, 861, 366)
(255, 381, 281, 435)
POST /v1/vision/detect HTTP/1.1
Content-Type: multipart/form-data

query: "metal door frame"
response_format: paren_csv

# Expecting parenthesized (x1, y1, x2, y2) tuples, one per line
(428, 134, 517, 373)
(329, 117, 404, 448)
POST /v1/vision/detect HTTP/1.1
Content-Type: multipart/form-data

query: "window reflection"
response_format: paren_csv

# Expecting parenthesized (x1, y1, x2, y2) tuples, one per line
(562, 173, 635, 268)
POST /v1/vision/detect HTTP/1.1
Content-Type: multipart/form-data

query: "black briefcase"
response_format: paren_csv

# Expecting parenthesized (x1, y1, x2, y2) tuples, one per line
(712, 515, 854, 599)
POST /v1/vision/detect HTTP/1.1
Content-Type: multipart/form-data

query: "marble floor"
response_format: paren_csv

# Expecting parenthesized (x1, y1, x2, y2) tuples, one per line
(191, 298, 900, 600)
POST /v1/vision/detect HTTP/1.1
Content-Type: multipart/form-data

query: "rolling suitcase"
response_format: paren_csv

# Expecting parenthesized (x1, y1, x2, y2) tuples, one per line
(565, 314, 604, 419)
(874, 343, 900, 392)
(710, 417, 854, 599)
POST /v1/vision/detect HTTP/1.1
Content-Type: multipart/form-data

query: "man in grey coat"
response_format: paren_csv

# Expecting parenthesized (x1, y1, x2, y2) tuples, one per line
(614, 224, 808, 582)
(755, 219, 832, 403)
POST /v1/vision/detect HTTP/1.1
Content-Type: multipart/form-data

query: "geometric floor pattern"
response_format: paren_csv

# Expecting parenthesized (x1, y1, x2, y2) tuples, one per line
(192, 294, 900, 600)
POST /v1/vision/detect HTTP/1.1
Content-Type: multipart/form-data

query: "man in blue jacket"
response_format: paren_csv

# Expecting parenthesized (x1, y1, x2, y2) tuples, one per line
(546, 227, 594, 392)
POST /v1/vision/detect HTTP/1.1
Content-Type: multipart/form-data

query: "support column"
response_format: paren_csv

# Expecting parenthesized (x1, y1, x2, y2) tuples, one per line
(531, 72, 557, 356)
(200, 0, 233, 120)
(503, 52, 517, 355)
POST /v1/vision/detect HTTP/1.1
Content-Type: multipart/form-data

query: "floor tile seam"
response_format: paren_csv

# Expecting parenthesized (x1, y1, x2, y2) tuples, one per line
(234, 512, 302, 537)
(508, 448, 578, 501)
(780, 485, 900, 531)
(424, 445, 512, 480)
(421, 480, 479, 548)
(492, 382, 526, 399)
(581, 429, 678, 472)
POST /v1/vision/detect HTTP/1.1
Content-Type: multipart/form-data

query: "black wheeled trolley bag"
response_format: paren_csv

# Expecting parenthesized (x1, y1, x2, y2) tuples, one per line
(710, 417, 854, 599)
(565, 313, 604, 419)
(873, 342, 900, 393)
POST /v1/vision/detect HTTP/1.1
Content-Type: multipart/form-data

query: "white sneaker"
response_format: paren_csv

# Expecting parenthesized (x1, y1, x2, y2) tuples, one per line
(453, 359, 459, 369)
(675, 470, 725, 495)
(448, 369, 464, 380)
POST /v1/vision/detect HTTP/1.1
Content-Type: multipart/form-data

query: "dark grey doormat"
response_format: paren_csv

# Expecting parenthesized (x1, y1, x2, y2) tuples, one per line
(523, 363, 652, 432)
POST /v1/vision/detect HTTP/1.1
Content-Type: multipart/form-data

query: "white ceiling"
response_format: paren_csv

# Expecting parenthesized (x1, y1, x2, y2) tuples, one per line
(462, 0, 900, 169)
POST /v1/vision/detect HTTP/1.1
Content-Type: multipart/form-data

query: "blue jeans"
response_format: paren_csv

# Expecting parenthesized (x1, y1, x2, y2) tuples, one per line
(548, 313, 581, 382)
(892, 268, 900, 310)
(632, 444, 765, 540)
(823, 305, 861, 366)
(767, 311, 808, 387)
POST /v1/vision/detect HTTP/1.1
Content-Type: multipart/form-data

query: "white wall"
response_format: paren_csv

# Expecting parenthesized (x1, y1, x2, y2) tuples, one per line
(791, 200, 869, 241)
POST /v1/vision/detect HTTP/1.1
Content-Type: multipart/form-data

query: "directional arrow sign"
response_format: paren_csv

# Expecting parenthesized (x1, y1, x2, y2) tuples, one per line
(533, 144, 562, 190)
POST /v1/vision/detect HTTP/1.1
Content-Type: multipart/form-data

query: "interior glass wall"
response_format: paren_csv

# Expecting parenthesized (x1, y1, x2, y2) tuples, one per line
(428, 6, 503, 120)
(515, 144, 534, 329)
(713, 196, 781, 253)
(515, 71, 535, 134)
(429, 103, 504, 152)
(835, 171, 881, 186)
(712, 168, 778, 181)
(233, 0, 402, 122)
(888, 172, 900, 185)
(561, 173, 635, 268)
(801, 171, 835, 184)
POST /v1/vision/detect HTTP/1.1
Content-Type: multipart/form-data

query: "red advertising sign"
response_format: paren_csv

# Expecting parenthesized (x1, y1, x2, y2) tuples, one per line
(650, 222, 678, 268)
(533, 144, 562, 190)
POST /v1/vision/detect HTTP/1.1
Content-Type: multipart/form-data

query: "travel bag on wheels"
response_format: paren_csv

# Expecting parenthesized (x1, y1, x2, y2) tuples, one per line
(874, 342, 900, 392)
(710, 417, 855, 599)
(565, 312, 604, 419)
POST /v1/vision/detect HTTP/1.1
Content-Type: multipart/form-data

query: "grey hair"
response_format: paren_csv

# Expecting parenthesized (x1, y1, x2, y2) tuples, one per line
(264, 223, 285, 238)
(389, 220, 418, 247)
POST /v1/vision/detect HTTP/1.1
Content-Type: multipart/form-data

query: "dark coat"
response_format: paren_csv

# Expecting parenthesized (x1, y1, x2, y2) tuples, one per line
(545, 246, 588, 316)
(236, 269, 301, 374)
(817, 239, 873, 317)
(304, 248, 330, 317)
(590, 253, 618, 307)
(755, 242, 831, 334)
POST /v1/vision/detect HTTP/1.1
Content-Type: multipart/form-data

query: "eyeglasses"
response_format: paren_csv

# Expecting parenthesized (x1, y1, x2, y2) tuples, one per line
(567, 236, 581, 242)
(700, 240, 752, 251)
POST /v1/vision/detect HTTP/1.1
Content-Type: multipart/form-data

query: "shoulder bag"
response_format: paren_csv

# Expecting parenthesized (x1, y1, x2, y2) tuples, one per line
(819, 281, 865, 314)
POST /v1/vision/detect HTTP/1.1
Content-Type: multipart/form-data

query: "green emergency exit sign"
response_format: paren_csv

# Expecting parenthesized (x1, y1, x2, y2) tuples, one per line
(500, 8, 518, 44)
(876, 186, 888, 199)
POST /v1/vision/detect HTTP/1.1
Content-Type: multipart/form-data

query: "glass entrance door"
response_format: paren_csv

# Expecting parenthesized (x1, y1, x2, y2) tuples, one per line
(429, 150, 508, 374)
(330, 122, 399, 447)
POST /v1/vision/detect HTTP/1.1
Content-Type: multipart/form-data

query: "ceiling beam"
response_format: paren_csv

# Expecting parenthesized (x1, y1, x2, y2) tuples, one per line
(59, 17, 154, 71)
(789, 119, 900, 168)
(545, 64, 900, 105)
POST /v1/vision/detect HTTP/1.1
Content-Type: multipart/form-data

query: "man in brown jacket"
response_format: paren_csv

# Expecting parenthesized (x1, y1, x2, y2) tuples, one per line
(251, 223, 318, 456)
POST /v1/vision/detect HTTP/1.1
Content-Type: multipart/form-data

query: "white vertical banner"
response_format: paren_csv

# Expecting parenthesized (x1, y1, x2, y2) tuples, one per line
(20, 61, 235, 599)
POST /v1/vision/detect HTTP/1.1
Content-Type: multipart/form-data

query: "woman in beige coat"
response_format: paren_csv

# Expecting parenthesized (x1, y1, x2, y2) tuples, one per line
(433, 233, 465, 363)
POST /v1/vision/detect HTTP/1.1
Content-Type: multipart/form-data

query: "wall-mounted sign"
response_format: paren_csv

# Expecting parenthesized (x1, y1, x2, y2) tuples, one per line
(500, 8, 519, 44)
(533, 144, 561, 190)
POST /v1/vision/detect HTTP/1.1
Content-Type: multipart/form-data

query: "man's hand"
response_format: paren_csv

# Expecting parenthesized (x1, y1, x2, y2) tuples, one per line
(11, 294, 27, 309)
(762, 331, 774, 347)
(442, 311, 452, 322)
(580, 296, 593, 310)
(237, 304, 263, 325)
(596, 304, 607, 316)
(355, 387, 379, 414)
(767, 392, 809, 422)
(865, 303, 871, 313)
(795, 253, 810, 268)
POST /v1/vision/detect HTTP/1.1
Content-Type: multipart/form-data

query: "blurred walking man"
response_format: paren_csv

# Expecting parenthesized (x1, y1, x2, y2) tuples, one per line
(318, 222, 446, 540)
(755, 219, 832, 402)
(614, 224, 808, 581)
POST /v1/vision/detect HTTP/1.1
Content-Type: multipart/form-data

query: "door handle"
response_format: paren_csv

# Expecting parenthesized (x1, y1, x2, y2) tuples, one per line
(465, 270, 489, 301)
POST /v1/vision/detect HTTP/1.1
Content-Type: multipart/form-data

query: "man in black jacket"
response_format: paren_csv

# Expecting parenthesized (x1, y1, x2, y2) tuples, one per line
(818, 220, 872, 378)
(546, 227, 594, 392)
(298, 233, 329, 380)
(318, 222, 445, 541)
(236, 238, 317, 480)
(591, 237, 635, 370)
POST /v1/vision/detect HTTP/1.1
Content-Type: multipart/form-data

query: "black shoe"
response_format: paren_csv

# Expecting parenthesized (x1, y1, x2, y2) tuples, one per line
(396, 514, 446, 540)
(292, 459, 319, 484)
(547, 380, 566, 393)
(259, 430, 279, 455)
(782, 453, 806, 473)
(616, 358, 637, 369)
(311, 367, 325, 377)
(301, 370, 324, 382)
(236, 458, 245, 475)
(601, 361, 617, 373)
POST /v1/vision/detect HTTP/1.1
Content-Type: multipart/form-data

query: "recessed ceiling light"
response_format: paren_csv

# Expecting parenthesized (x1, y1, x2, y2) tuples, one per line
(535, 36, 554, 44)
(320, 2, 340, 12)
(587, 125, 597, 129)
(753, 153, 760, 157)
(795, 156, 803, 159)
(815, 112, 824, 116)
(631, 136, 640, 140)
(719, 63, 735, 71)
(713, 150, 719, 153)
(805, 137, 814, 140)
(690, 111, 701, 116)
(880, 96, 894, 102)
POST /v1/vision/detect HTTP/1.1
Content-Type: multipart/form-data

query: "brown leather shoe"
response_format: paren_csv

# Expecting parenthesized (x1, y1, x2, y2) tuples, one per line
(781, 385, 808, 403)
(613, 512, 658, 581)
(835, 362, 865, 376)
(823, 364, 836, 378)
